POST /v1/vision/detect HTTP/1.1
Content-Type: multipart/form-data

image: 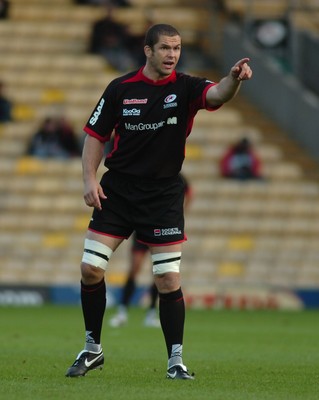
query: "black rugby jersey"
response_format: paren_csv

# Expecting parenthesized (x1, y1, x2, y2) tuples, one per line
(84, 67, 219, 179)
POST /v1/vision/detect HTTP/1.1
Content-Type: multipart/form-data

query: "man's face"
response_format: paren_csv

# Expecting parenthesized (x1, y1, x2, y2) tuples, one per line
(145, 34, 181, 78)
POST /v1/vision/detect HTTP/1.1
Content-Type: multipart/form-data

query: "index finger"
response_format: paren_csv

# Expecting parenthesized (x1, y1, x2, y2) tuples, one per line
(235, 57, 250, 67)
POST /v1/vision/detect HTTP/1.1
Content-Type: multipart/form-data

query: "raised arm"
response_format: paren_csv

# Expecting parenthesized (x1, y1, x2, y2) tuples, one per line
(206, 58, 252, 108)
(82, 134, 107, 210)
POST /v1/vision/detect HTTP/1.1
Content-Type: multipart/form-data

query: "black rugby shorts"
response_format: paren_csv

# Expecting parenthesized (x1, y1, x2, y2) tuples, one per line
(88, 170, 186, 246)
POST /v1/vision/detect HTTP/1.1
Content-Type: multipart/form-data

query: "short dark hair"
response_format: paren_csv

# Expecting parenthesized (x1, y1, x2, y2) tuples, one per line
(144, 24, 180, 48)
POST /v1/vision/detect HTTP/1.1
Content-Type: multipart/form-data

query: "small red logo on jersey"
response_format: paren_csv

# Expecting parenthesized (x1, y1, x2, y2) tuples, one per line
(123, 99, 148, 104)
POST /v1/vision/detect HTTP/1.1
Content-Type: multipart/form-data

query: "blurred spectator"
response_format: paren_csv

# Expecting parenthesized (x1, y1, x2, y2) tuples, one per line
(0, 81, 12, 122)
(27, 117, 82, 159)
(0, 0, 9, 19)
(56, 116, 82, 156)
(88, 2, 141, 71)
(220, 137, 263, 180)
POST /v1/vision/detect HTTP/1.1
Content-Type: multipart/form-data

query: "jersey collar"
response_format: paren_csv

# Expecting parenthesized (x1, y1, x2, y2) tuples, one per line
(135, 67, 177, 85)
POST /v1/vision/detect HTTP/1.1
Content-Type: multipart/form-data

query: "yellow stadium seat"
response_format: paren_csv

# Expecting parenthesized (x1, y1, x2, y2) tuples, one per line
(12, 104, 36, 121)
(42, 233, 69, 248)
(107, 272, 127, 285)
(185, 144, 203, 160)
(15, 157, 44, 174)
(227, 235, 255, 251)
(74, 215, 90, 232)
(217, 262, 245, 277)
(41, 88, 66, 104)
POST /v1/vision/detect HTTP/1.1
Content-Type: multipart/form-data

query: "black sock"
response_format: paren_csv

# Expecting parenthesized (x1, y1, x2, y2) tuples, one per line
(81, 279, 106, 344)
(159, 287, 185, 358)
(121, 277, 136, 306)
(149, 282, 158, 310)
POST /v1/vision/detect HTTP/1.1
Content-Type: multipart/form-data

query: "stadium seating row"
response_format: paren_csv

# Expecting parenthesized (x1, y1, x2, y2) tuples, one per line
(0, 0, 319, 292)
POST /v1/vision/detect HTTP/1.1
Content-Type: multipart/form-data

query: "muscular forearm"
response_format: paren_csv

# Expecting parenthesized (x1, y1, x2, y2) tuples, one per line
(82, 135, 107, 210)
(211, 75, 242, 106)
(82, 135, 105, 182)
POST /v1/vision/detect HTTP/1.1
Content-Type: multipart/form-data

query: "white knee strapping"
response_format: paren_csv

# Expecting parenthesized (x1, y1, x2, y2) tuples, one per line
(82, 239, 113, 270)
(152, 252, 181, 275)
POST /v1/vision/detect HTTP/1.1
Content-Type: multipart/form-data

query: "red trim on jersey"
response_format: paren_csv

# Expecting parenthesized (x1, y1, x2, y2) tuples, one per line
(185, 83, 219, 139)
(203, 83, 222, 111)
(122, 67, 177, 86)
(88, 228, 186, 246)
(137, 235, 187, 247)
(106, 132, 120, 160)
(88, 228, 130, 240)
(84, 126, 110, 143)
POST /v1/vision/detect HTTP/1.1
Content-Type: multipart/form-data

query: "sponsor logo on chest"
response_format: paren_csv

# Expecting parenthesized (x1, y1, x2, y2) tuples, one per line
(123, 108, 141, 116)
(163, 94, 177, 109)
(123, 98, 148, 105)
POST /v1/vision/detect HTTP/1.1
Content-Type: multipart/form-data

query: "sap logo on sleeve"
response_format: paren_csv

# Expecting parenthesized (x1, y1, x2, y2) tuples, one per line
(89, 98, 105, 125)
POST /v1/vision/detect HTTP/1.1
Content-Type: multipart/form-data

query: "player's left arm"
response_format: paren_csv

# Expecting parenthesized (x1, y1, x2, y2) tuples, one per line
(206, 58, 252, 108)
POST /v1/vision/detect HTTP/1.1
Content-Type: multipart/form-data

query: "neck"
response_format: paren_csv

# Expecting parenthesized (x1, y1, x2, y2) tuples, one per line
(142, 65, 170, 82)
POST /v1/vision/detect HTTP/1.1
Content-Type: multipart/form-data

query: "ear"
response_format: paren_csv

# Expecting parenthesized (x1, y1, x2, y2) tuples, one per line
(144, 45, 152, 58)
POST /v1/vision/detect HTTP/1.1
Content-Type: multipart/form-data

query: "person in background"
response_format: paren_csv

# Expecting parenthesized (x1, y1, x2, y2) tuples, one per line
(0, 0, 9, 19)
(27, 116, 82, 159)
(0, 81, 12, 122)
(56, 116, 82, 157)
(88, 1, 138, 71)
(220, 137, 263, 180)
(109, 174, 193, 328)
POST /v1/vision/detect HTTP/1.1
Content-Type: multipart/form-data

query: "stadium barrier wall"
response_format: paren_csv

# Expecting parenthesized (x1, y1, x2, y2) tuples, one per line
(221, 23, 319, 164)
(0, 284, 318, 309)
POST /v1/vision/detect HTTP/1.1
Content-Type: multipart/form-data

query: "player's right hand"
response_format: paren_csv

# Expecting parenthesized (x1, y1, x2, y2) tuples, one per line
(84, 181, 107, 210)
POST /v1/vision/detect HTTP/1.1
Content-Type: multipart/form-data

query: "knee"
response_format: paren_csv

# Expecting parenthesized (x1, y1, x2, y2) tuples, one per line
(154, 272, 180, 294)
(80, 239, 113, 284)
(81, 262, 104, 285)
(152, 251, 181, 293)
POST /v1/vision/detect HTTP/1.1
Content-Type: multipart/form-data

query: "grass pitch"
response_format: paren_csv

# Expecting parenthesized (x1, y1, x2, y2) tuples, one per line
(1, 306, 318, 400)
